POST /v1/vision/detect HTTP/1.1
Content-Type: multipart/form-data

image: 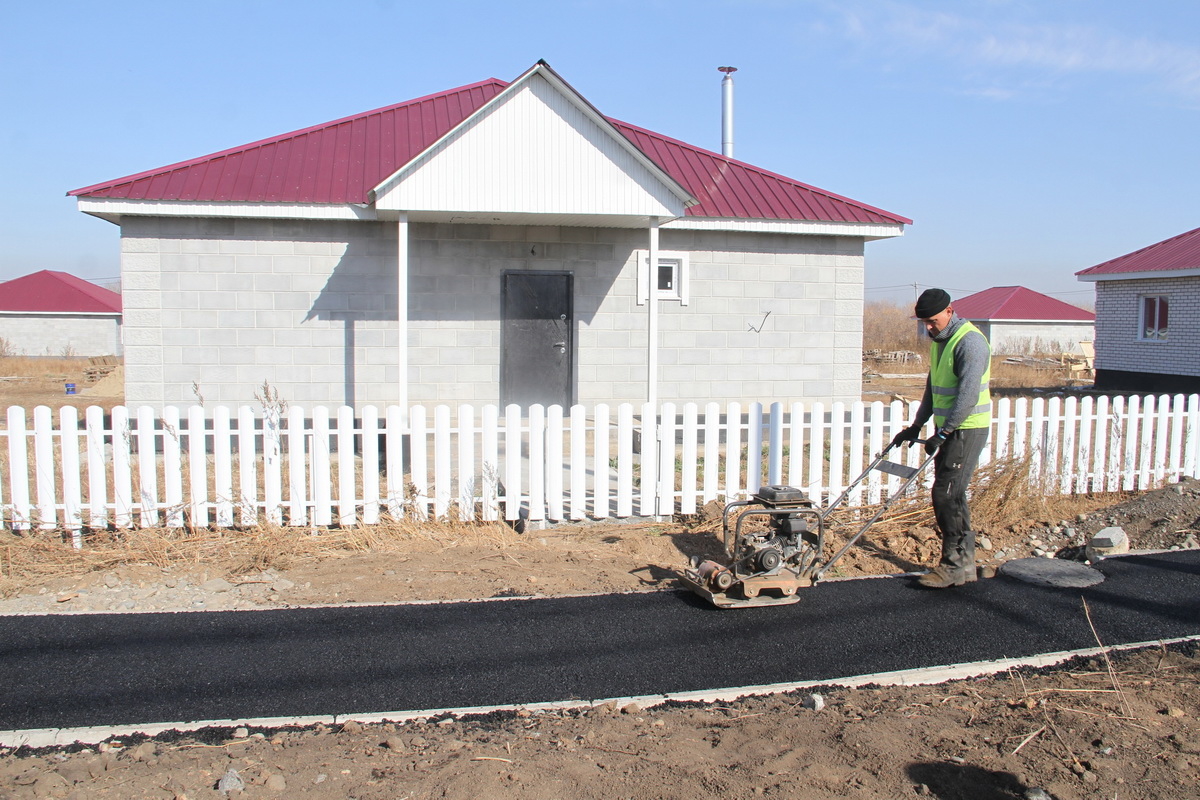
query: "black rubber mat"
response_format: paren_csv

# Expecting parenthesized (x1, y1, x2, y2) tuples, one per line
(1, 550, 1198, 732)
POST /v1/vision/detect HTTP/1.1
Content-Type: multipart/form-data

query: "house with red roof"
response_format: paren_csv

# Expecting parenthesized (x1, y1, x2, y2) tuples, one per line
(70, 61, 909, 410)
(951, 286, 1093, 355)
(0, 270, 122, 357)
(1076, 226, 1200, 392)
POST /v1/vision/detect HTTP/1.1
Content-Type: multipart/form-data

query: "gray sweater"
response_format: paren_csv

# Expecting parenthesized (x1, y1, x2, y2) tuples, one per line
(912, 315, 991, 435)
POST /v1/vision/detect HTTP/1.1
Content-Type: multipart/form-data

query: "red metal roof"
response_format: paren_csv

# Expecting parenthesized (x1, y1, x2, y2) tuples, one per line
(0, 270, 122, 314)
(953, 286, 1093, 322)
(70, 75, 910, 226)
(1076, 226, 1200, 277)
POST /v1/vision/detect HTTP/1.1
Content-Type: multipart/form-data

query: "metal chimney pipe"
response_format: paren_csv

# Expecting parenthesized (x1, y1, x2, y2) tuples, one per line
(718, 66, 737, 158)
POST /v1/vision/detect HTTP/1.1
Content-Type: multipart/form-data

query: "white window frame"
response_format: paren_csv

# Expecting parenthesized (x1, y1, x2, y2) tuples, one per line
(1138, 294, 1169, 341)
(636, 250, 690, 306)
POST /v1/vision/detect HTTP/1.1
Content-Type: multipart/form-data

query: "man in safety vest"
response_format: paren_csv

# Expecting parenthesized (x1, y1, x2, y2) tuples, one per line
(891, 288, 992, 588)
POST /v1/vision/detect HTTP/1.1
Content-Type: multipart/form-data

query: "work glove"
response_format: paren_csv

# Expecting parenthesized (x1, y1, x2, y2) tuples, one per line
(924, 431, 947, 456)
(890, 426, 920, 448)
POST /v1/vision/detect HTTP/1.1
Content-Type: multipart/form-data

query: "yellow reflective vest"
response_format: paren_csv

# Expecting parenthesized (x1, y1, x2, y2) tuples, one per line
(930, 321, 991, 431)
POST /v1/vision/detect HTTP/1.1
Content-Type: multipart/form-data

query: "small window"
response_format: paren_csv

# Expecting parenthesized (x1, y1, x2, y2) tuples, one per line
(636, 250, 689, 305)
(1140, 295, 1169, 340)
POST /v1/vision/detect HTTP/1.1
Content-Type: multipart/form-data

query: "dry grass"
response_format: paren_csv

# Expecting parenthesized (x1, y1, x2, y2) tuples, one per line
(863, 301, 924, 354)
(0, 517, 524, 598)
(0, 356, 88, 379)
(824, 453, 1122, 540)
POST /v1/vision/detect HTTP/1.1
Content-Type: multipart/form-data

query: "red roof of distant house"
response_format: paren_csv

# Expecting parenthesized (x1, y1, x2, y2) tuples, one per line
(0, 270, 122, 314)
(954, 286, 1093, 322)
(69, 76, 910, 227)
(1076, 226, 1200, 278)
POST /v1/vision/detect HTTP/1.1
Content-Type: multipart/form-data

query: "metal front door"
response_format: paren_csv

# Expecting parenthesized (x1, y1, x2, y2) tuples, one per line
(502, 271, 572, 409)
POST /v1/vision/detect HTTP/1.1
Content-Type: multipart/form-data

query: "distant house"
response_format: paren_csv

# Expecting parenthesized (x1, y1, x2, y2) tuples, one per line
(952, 286, 1094, 355)
(69, 61, 909, 411)
(1076, 226, 1200, 392)
(0, 270, 122, 357)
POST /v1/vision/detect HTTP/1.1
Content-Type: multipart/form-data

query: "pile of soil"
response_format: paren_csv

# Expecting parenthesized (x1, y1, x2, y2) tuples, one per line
(2, 482, 1199, 799)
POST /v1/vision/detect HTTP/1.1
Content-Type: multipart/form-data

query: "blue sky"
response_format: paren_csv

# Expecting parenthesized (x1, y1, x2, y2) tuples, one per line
(3, 0, 1197, 307)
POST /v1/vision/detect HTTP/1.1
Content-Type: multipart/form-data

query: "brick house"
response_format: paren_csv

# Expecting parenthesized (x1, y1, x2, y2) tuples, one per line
(951, 286, 1093, 355)
(0, 270, 122, 357)
(1076, 225, 1200, 392)
(70, 61, 909, 412)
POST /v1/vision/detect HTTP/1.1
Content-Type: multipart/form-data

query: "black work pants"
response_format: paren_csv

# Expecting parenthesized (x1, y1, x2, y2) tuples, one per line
(930, 427, 989, 572)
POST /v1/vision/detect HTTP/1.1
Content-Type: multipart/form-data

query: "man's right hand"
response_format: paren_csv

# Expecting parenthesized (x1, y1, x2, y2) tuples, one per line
(890, 426, 920, 448)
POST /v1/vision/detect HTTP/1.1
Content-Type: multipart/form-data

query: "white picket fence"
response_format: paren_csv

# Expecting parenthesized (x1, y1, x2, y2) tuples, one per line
(2, 394, 1198, 535)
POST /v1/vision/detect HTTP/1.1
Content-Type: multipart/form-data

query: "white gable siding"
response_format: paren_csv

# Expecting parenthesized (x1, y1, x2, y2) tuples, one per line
(375, 74, 686, 219)
(1094, 275, 1200, 377)
(118, 217, 863, 410)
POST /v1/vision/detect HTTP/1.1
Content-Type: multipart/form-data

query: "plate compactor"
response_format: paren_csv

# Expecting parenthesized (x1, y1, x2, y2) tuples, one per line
(682, 442, 936, 609)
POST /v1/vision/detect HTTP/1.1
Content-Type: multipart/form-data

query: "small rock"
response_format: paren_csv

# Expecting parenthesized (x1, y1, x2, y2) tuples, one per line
(104, 573, 120, 588)
(129, 742, 156, 762)
(409, 735, 428, 748)
(977, 535, 992, 551)
(1024, 788, 1052, 800)
(621, 702, 642, 714)
(340, 720, 362, 734)
(270, 579, 295, 592)
(314, 773, 327, 784)
(232, 727, 249, 739)
(384, 736, 405, 751)
(265, 773, 287, 792)
(1087, 527, 1130, 560)
(217, 767, 245, 794)
(803, 693, 825, 711)
(57, 761, 93, 784)
(1166, 707, 1186, 718)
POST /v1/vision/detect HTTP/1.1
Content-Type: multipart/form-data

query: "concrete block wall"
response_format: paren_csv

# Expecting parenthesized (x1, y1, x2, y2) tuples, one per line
(1094, 276, 1200, 377)
(0, 315, 122, 357)
(120, 217, 865, 410)
(120, 217, 399, 408)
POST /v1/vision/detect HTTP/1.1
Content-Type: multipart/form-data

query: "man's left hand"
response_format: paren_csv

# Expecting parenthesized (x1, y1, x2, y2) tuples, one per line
(924, 432, 947, 456)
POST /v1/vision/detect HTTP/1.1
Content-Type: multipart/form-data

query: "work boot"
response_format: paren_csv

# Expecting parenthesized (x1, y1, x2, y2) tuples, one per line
(917, 564, 977, 589)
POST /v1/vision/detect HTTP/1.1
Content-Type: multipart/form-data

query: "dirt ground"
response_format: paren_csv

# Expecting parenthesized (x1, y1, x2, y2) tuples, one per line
(2, 479, 1200, 799)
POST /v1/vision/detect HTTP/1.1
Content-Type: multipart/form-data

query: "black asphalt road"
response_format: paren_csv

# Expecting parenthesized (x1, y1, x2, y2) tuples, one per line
(2, 551, 1199, 732)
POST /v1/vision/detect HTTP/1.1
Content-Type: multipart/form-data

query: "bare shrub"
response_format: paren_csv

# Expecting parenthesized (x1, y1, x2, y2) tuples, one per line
(863, 300, 924, 354)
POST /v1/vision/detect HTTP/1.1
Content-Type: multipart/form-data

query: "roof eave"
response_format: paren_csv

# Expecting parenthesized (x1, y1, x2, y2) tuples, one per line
(1077, 267, 1200, 282)
(665, 216, 905, 239)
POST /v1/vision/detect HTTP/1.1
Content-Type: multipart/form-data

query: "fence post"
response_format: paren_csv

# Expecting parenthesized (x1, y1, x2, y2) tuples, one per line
(136, 406, 161, 528)
(113, 406, 134, 529)
(433, 405, 452, 521)
(458, 404, 476, 522)
(616, 404, 634, 517)
(59, 406, 83, 544)
(33, 406, 56, 530)
(592, 403, 611, 519)
(361, 406, 380, 525)
(337, 405, 357, 526)
(213, 406, 234, 528)
(569, 404, 587, 521)
(657, 402, 677, 516)
(545, 404, 563, 522)
(237, 406, 258, 526)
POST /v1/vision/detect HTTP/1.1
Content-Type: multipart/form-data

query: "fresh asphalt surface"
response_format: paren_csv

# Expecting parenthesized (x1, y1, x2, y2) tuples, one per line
(2, 550, 1198, 733)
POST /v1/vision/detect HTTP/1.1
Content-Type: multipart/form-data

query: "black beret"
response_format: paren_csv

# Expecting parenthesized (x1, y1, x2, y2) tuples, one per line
(914, 288, 951, 318)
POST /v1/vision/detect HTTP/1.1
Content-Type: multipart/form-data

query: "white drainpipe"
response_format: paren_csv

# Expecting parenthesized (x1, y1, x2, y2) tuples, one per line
(647, 218, 660, 410)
